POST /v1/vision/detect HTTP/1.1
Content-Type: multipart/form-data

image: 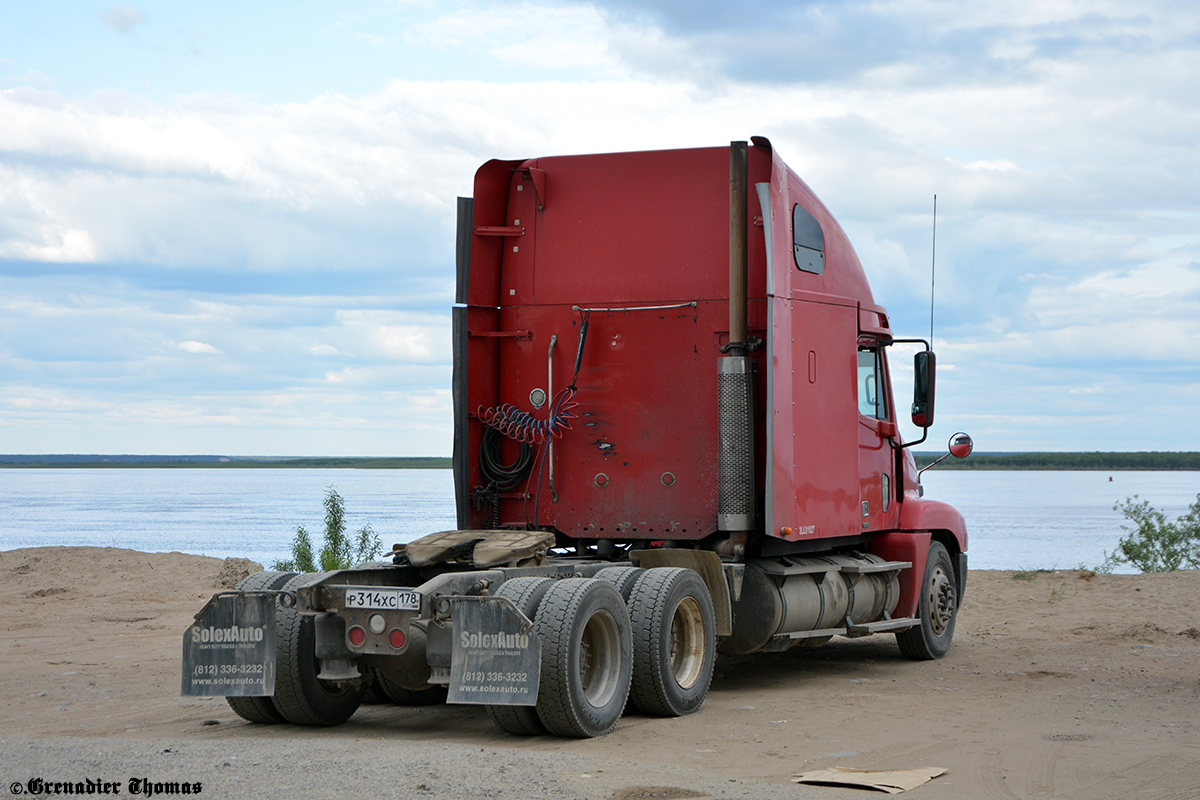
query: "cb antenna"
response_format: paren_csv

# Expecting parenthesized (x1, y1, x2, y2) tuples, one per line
(929, 194, 937, 350)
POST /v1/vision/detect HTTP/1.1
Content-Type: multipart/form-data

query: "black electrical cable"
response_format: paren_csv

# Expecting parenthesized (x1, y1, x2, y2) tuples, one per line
(572, 312, 589, 388)
(478, 427, 533, 490)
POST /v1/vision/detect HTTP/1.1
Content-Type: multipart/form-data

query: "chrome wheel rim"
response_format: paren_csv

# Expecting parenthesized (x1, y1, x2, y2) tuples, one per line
(668, 596, 706, 689)
(579, 609, 622, 707)
(927, 564, 956, 637)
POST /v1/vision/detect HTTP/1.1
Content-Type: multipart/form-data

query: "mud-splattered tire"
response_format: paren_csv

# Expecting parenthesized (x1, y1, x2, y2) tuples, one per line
(270, 575, 366, 726)
(535, 579, 631, 738)
(225, 570, 295, 724)
(627, 567, 715, 717)
(896, 541, 958, 660)
(485, 577, 554, 736)
(374, 668, 448, 706)
(594, 566, 645, 602)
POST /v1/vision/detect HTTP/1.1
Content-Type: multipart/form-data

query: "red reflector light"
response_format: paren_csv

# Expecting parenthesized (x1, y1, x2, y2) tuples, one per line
(347, 625, 366, 647)
(388, 628, 406, 649)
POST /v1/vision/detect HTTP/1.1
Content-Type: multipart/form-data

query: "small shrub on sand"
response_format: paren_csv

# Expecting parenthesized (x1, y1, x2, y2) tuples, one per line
(272, 486, 382, 572)
(1100, 494, 1200, 573)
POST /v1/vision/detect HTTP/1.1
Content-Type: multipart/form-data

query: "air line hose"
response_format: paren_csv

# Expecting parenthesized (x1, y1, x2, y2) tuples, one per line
(474, 310, 588, 445)
(475, 310, 591, 524)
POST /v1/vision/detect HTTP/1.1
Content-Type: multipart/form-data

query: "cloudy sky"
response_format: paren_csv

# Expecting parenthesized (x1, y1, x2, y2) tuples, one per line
(1, 0, 1197, 456)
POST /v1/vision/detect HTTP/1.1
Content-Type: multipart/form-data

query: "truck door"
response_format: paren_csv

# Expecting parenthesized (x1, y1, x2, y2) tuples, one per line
(766, 294, 862, 542)
(857, 341, 897, 532)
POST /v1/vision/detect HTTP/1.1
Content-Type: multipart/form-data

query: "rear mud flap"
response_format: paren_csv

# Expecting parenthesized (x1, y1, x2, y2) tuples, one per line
(447, 596, 540, 706)
(181, 593, 276, 697)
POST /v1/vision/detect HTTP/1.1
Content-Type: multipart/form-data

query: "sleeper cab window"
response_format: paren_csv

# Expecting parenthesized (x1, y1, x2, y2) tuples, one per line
(793, 204, 825, 274)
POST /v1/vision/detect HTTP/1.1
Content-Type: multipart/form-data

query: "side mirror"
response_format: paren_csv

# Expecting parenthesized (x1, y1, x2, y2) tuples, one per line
(911, 350, 936, 428)
(948, 432, 973, 459)
(917, 431, 974, 476)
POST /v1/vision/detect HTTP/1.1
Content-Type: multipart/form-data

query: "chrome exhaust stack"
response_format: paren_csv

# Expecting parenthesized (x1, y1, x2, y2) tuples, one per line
(717, 141, 755, 537)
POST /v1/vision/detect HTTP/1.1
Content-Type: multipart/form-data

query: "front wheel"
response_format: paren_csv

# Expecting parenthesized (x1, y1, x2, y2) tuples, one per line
(627, 567, 715, 717)
(896, 541, 958, 660)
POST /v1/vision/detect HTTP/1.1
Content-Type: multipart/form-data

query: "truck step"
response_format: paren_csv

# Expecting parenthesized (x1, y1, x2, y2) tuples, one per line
(767, 615, 920, 646)
(845, 617, 919, 637)
(771, 627, 847, 642)
(839, 560, 911, 574)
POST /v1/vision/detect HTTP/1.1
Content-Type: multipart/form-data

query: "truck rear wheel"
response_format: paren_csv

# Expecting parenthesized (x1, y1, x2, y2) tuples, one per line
(535, 578, 632, 738)
(225, 570, 295, 724)
(271, 575, 366, 726)
(373, 667, 448, 706)
(362, 674, 390, 705)
(627, 567, 715, 717)
(485, 577, 554, 735)
(594, 566, 645, 601)
(896, 541, 957, 660)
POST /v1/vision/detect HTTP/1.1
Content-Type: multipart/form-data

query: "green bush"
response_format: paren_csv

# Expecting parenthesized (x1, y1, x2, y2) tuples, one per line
(272, 486, 383, 572)
(1101, 494, 1200, 573)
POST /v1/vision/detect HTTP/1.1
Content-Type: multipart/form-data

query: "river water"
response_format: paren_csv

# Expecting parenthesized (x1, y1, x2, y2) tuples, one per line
(0, 469, 1196, 571)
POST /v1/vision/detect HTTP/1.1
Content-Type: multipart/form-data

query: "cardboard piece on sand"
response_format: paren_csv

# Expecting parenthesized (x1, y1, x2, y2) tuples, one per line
(792, 767, 947, 794)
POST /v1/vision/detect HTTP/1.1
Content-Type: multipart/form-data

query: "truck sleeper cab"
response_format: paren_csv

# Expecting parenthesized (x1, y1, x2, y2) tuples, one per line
(182, 139, 969, 738)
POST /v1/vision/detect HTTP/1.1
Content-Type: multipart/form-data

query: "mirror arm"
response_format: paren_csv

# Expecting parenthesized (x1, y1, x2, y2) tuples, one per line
(917, 451, 951, 476)
(888, 338, 933, 450)
(889, 337, 931, 350)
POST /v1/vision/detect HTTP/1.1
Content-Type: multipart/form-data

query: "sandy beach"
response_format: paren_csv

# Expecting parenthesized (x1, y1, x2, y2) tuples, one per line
(2, 546, 1198, 799)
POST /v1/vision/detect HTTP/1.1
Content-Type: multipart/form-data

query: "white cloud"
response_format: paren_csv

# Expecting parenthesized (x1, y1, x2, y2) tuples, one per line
(407, 4, 613, 72)
(2, 0, 1199, 452)
(101, 6, 146, 33)
(177, 340, 219, 354)
(0, 167, 98, 261)
(334, 309, 448, 362)
(349, 32, 389, 47)
(0, 383, 452, 455)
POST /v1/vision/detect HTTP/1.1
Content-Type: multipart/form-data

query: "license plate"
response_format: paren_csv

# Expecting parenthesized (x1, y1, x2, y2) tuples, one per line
(344, 588, 420, 611)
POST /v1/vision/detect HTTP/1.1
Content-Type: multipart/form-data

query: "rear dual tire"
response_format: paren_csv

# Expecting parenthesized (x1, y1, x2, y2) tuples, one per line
(225, 570, 295, 724)
(594, 566, 645, 601)
(270, 574, 367, 726)
(485, 577, 555, 735)
(627, 567, 715, 717)
(534, 578, 632, 738)
(486, 568, 716, 737)
(374, 668, 448, 706)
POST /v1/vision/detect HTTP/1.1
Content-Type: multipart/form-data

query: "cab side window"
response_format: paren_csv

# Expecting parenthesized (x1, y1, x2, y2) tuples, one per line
(857, 347, 889, 420)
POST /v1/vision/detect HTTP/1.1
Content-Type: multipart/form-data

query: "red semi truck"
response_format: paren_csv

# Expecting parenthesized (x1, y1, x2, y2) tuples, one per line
(182, 138, 970, 738)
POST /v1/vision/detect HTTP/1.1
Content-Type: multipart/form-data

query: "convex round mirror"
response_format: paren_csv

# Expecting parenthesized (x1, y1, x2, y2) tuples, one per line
(948, 432, 973, 459)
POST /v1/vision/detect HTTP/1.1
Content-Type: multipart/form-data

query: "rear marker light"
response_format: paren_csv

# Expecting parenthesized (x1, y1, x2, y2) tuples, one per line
(389, 629, 406, 649)
(347, 625, 366, 647)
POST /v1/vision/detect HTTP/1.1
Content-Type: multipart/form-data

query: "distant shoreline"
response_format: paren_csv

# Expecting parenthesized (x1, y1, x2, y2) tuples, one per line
(1, 452, 1198, 470)
(913, 451, 1200, 471)
(0, 455, 451, 469)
